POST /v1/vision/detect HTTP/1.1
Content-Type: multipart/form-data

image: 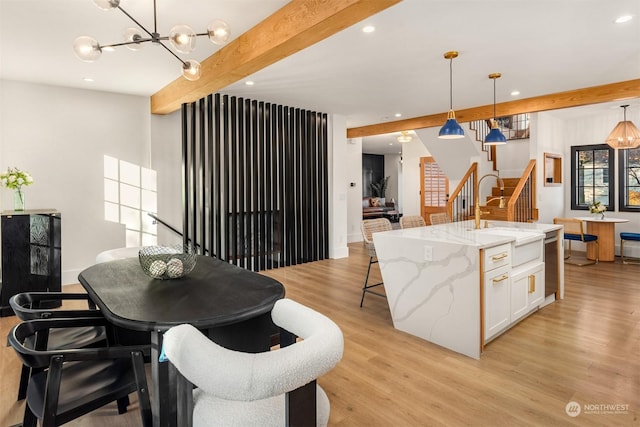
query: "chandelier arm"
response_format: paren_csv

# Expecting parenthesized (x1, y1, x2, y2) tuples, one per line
(117, 5, 157, 40)
(156, 40, 189, 66)
(102, 39, 154, 49)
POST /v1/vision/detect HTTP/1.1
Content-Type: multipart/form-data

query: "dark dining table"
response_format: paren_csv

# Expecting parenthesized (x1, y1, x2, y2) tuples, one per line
(78, 255, 285, 427)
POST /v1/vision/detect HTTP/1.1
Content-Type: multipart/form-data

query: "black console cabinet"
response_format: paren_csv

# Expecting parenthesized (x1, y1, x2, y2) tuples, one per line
(0, 209, 61, 316)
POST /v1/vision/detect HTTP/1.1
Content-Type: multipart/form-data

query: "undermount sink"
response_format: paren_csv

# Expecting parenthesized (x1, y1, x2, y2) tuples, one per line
(473, 227, 543, 245)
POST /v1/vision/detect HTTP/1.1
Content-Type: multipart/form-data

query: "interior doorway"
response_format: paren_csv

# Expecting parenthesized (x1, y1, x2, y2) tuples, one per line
(420, 157, 449, 225)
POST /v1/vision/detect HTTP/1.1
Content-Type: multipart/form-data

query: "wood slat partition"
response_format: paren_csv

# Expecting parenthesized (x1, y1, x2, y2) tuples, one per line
(182, 94, 329, 271)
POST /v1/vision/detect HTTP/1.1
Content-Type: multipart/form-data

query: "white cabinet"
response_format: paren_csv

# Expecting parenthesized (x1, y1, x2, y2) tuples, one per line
(511, 262, 545, 323)
(483, 242, 512, 342)
(484, 239, 545, 344)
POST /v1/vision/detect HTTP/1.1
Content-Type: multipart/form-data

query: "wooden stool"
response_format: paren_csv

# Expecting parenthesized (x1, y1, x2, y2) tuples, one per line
(620, 232, 640, 264)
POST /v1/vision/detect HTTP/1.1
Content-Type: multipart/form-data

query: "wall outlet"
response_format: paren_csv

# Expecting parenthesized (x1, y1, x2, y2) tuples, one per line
(423, 245, 433, 261)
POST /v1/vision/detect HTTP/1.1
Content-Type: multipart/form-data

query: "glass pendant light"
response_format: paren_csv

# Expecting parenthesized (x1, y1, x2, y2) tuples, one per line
(73, 36, 102, 61)
(605, 105, 640, 149)
(438, 51, 465, 139)
(208, 20, 231, 45)
(170, 25, 197, 54)
(182, 60, 202, 81)
(123, 28, 145, 51)
(397, 131, 412, 143)
(484, 73, 507, 145)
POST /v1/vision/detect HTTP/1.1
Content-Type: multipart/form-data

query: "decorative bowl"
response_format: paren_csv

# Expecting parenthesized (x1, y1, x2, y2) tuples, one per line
(138, 244, 196, 279)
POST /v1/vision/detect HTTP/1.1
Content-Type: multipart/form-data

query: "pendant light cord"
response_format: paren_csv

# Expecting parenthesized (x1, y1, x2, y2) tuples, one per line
(493, 77, 497, 120)
(449, 58, 453, 110)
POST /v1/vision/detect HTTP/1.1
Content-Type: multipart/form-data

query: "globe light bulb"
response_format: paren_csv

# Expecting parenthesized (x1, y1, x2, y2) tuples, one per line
(182, 60, 201, 81)
(207, 20, 230, 45)
(123, 28, 145, 51)
(170, 25, 196, 54)
(93, 0, 120, 11)
(73, 36, 102, 62)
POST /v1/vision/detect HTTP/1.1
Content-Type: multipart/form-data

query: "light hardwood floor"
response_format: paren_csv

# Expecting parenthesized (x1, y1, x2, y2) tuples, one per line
(1, 243, 639, 426)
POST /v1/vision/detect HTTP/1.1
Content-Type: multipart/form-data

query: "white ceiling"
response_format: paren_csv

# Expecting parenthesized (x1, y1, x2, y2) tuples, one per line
(1, 0, 639, 154)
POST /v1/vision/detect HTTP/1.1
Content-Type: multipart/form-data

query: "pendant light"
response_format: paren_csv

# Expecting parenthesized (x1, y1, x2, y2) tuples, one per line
(484, 73, 507, 145)
(438, 51, 465, 139)
(397, 131, 413, 143)
(605, 105, 640, 149)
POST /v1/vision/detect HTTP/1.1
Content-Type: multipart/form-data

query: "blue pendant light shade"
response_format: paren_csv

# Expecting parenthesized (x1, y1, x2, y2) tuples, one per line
(439, 110, 465, 139)
(484, 73, 507, 145)
(485, 123, 507, 144)
(438, 51, 465, 139)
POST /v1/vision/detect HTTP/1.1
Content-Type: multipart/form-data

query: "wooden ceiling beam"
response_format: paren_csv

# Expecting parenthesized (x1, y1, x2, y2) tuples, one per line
(347, 79, 640, 138)
(151, 0, 401, 115)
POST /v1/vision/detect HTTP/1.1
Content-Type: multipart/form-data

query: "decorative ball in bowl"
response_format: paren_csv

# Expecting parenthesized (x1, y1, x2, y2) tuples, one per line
(138, 245, 196, 279)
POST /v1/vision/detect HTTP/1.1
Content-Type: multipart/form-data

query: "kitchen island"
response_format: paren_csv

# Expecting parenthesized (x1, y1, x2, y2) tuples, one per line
(372, 220, 563, 359)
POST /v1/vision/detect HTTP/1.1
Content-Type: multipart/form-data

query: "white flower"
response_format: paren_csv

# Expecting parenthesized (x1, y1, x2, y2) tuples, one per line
(0, 167, 34, 190)
(589, 200, 606, 214)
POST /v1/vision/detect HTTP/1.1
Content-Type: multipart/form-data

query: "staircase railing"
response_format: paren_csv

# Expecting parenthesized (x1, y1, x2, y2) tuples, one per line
(147, 213, 214, 257)
(446, 160, 537, 223)
(446, 162, 477, 222)
(506, 159, 537, 222)
(468, 119, 496, 169)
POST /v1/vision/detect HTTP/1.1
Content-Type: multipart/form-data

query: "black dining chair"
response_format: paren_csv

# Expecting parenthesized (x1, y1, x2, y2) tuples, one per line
(8, 316, 152, 427)
(9, 292, 107, 401)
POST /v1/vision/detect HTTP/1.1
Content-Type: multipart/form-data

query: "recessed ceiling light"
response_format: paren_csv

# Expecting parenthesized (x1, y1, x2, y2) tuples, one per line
(615, 15, 633, 24)
(83, 77, 94, 82)
(362, 25, 375, 33)
(394, 113, 402, 117)
(510, 90, 520, 96)
(245, 80, 255, 86)
(388, 142, 393, 146)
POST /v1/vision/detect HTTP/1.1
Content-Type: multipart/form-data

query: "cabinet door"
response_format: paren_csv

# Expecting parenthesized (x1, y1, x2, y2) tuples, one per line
(484, 265, 510, 341)
(510, 273, 529, 323)
(511, 263, 545, 324)
(527, 264, 545, 309)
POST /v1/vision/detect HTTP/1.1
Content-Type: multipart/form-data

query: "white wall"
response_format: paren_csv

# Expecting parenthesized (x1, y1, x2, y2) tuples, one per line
(329, 114, 349, 258)
(0, 80, 152, 284)
(400, 136, 430, 217)
(532, 112, 565, 224)
(496, 138, 530, 178)
(346, 138, 364, 243)
(383, 154, 401, 204)
(150, 111, 183, 246)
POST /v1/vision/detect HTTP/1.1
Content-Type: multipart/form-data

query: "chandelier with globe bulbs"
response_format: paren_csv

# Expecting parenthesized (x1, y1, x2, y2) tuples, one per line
(73, 0, 231, 81)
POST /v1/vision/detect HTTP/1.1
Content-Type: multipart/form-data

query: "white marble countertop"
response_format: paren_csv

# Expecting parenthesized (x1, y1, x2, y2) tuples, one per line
(374, 220, 560, 249)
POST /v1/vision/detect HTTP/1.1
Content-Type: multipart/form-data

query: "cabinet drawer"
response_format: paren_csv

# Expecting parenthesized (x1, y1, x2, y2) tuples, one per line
(483, 243, 511, 272)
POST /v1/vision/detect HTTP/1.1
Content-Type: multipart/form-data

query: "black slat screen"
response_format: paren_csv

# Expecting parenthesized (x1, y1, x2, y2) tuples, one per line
(181, 94, 329, 271)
